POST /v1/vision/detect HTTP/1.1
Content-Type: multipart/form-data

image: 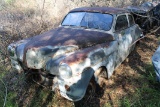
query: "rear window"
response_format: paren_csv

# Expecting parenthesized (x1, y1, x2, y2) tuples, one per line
(115, 15, 128, 31)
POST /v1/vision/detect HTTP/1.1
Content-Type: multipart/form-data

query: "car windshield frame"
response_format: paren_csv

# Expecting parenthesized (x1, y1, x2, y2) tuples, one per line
(61, 12, 113, 31)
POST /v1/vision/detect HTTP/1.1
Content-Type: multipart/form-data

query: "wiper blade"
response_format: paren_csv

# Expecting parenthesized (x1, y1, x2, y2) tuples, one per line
(62, 25, 76, 27)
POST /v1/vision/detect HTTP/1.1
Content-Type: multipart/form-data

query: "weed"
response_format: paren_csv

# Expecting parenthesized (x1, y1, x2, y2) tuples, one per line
(118, 63, 160, 107)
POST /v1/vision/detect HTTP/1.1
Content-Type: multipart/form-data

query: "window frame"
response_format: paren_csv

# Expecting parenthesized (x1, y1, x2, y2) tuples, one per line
(127, 14, 135, 27)
(61, 12, 114, 31)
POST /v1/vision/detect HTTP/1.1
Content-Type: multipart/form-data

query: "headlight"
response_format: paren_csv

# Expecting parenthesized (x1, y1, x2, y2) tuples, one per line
(27, 50, 36, 58)
(59, 63, 72, 79)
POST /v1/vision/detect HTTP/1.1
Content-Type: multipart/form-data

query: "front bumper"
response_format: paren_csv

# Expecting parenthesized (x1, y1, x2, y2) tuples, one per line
(25, 69, 58, 88)
(25, 69, 93, 101)
(10, 58, 94, 102)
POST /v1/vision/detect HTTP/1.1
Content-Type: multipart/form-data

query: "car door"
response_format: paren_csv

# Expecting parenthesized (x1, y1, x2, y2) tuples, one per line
(114, 14, 133, 63)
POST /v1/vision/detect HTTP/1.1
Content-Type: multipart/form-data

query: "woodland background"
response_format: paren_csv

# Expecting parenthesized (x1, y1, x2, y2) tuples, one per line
(1, 0, 160, 107)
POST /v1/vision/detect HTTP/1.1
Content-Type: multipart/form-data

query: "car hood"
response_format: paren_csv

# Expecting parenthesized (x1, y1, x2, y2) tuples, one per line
(24, 27, 113, 51)
(23, 27, 114, 69)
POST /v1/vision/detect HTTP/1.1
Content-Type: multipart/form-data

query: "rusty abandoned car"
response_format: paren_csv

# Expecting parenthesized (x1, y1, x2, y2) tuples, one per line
(7, 7, 143, 101)
(127, 2, 160, 33)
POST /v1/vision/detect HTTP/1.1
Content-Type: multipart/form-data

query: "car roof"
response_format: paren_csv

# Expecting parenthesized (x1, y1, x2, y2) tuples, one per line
(69, 7, 129, 14)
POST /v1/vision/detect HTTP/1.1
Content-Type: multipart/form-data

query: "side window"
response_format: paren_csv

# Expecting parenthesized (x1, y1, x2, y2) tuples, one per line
(115, 15, 128, 31)
(128, 15, 135, 26)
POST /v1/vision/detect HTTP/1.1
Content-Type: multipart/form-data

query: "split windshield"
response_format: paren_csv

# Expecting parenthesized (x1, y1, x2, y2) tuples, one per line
(61, 12, 113, 31)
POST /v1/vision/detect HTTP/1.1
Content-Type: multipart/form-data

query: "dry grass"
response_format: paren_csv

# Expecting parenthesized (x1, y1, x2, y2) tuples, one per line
(0, 0, 158, 107)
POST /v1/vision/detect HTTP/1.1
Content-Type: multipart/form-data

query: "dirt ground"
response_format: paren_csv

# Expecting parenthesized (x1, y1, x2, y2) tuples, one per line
(1, 32, 159, 107)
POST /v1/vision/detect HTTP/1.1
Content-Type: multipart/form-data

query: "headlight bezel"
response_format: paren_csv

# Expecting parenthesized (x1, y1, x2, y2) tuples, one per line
(59, 63, 72, 79)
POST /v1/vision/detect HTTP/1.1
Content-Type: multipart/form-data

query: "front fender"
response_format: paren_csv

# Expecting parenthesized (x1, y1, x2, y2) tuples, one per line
(58, 68, 94, 101)
(61, 42, 111, 75)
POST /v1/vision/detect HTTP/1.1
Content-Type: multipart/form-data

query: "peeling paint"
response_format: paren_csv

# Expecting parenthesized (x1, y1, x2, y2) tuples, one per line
(8, 7, 143, 101)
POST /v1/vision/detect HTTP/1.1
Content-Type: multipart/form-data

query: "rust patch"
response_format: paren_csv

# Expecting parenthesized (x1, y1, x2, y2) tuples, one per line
(24, 27, 113, 50)
(62, 42, 110, 65)
(65, 85, 70, 91)
(61, 48, 90, 65)
(23, 27, 113, 63)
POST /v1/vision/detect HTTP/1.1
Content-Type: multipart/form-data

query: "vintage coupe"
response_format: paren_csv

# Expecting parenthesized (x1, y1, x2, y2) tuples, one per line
(7, 7, 143, 101)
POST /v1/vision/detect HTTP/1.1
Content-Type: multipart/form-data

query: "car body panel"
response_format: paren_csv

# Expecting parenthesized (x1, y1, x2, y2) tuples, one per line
(8, 7, 143, 101)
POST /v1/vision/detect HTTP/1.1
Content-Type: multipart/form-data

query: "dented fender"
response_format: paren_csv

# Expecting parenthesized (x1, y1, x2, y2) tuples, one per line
(58, 68, 94, 101)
